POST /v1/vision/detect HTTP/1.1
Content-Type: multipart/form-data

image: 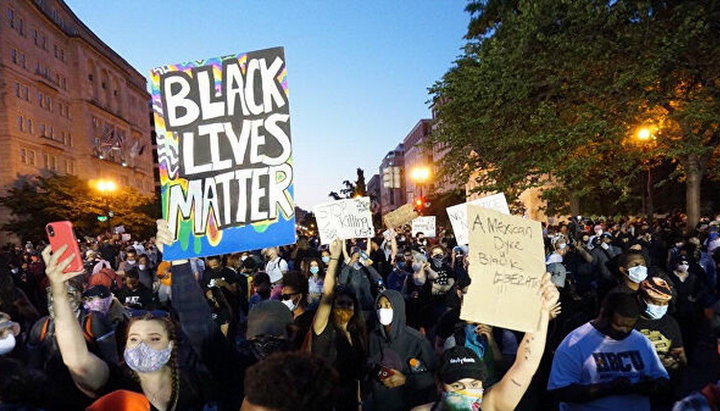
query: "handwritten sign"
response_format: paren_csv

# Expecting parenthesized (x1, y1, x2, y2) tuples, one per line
(460, 206, 544, 332)
(383, 204, 418, 229)
(412, 216, 436, 238)
(447, 193, 510, 245)
(313, 197, 374, 245)
(150, 47, 295, 259)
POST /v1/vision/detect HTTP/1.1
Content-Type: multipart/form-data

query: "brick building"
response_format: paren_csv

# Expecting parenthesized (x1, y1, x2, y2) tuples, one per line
(402, 119, 432, 202)
(379, 144, 405, 214)
(1, 0, 155, 241)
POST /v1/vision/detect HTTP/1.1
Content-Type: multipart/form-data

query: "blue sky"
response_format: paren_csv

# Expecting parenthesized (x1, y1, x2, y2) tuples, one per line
(65, 1, 469, 209)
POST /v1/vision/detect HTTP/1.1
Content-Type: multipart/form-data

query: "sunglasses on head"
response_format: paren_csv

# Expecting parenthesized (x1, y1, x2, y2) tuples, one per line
(281, 292, 300, 300)
(129, 309, 170, 318)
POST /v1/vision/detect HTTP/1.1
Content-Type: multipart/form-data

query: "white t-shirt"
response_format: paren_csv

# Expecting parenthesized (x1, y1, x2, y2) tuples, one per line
(265, 257, 288, 284)
(548, 322, 668, 411)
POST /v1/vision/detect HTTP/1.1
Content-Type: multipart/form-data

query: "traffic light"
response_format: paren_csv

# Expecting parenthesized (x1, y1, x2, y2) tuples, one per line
(414, 197, 431, 214)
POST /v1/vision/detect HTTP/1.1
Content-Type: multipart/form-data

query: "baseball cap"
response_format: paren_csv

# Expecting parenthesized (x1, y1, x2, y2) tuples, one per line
(83, 285, 111, 299)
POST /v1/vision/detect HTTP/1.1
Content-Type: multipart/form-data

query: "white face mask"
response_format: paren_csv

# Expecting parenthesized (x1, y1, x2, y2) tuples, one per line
(0, 333, 16, 355)
(377, 308, 393, 326)
(138, 264, 147, 270)
(558, 243, 567, 250)
(678, 264, 689, 273)
(645, 303, 668, 320)
(282, 298, 297, 312)
(628, 265, 648, 283)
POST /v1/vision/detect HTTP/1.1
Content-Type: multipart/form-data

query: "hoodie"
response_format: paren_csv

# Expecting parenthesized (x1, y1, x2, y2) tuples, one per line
(365, 290, 437, 411)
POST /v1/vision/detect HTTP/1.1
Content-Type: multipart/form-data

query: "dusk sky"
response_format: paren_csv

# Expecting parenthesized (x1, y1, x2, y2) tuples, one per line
(65, 1, 469, 209)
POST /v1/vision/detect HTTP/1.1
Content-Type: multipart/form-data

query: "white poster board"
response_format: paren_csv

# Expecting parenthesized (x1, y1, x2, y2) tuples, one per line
(446, 193, 510, 245)
(412, 216, 436, 238)
(313, 197, 375, 245)
(460, 206, 545, 332)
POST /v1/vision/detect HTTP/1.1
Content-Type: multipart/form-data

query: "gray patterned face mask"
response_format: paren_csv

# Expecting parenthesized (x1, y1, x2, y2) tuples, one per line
(124, 341, 172, 373)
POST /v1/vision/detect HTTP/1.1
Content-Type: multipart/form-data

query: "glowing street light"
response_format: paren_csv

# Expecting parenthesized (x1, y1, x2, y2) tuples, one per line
(637, 127, 651, 141)
(409, 166, 431, 183)
(95, 179, 118, 193)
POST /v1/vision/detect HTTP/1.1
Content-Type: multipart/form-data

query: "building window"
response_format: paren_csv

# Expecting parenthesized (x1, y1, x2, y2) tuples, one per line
(14, 82, 20, 98)
(43, 153, 49, 169)
(27, 119, 32, 134)
(8, 8, 15, 29)
(18, 17, 23, 35)
(18, 115, 24, 132)
(51, 156, 57, 171)
(11, 48, 17, 64)
(67, 133, 73, 147)
(19, 53, 25, 68)
(39, 124, 45, 136)
(28, 150, 36, 166)
(88, 73, 93, 81)
(20, 148, 26, 164)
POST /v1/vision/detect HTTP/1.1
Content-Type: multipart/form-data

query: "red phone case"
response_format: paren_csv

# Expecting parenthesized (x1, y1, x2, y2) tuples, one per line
(46, 221, 84, 273)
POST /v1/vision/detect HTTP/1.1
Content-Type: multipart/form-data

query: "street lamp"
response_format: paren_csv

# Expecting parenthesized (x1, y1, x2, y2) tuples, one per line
(92, 179, 118, 232)
(409, 166, 432, 214)
(634, 127, 657, 223)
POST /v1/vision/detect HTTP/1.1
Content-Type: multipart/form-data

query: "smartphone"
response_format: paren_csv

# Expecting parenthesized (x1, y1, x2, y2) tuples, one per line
(46, 221, 84, 273)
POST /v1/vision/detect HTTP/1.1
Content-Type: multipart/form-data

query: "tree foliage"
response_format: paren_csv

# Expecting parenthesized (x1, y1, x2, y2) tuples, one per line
(329, 168, 368, 200)
(432, 0, 720, 225)
(0, 174, 159, 241)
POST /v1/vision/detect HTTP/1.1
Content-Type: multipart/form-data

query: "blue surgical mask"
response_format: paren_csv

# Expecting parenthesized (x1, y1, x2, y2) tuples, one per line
(628, 265, 648, 283)
(645, 303, 668, 320)
(441, 389, 483, 411)
(321, 256, 330, 264)
(309, 266, 320, 275)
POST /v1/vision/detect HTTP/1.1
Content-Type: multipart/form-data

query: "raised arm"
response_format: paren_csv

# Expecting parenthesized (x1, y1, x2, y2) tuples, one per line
(42, 245, 109, 396)
(313, 240, 342, 336)
(342, 240, 351, 264)
(483, 273, 559, 411)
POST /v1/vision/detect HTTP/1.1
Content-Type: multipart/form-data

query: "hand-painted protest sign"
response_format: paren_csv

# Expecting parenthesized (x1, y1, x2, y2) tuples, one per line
(412, 216, 436, 238)
(447, 193, 510, 245)
(460, 206, 544, 332)
(150, 47, 295, 259)
(313, 197, 374, 245)
(383, 204, 418, 229)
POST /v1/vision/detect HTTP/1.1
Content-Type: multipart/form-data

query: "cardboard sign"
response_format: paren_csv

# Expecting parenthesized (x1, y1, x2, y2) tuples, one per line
(412, 216, 436, 238)
(313, 197, 374, 245)
(150, 47, 295, 259)
(383, 204, 418, 229)
(460, 206, 544, 333)
(447, 193, 510, 245)
(114, 226, 126, 234)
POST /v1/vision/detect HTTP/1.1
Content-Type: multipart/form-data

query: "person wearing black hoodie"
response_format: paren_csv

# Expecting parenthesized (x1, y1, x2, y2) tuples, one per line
(364, 289, 437, 410)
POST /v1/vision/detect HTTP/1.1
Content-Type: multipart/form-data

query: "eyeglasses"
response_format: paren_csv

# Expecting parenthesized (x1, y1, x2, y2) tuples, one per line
(281, 292, 300, 300)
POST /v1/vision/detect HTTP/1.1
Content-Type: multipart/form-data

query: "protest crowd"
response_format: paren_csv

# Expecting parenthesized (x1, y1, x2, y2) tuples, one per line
(2, 210, 720, 411)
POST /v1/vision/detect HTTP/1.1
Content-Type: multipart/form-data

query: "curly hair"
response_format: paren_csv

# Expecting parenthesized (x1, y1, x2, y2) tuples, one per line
(243, 352, 338, 411)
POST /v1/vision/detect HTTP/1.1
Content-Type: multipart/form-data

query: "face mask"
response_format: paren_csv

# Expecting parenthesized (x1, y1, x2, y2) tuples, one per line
(333, 307, 353, 324)
(377, 308, 393, 326)
(84, 296, 113, 314)
(627, 265, 648, 283)
(124, 341, 172, 373)
(645, 303, 668, 320)
(0, 333, 16, 355)
(138, 264, 147, 270)
(678, 264, 689, 273)
(600, 242, 610, 250)
(282, 298, 297, 312)
(321, 256, 331, 264)
(432, 255, 444, 263)
(595, 230, 603, 236)
(309, 266, 320, 275)
(441, 389, 484, 411)
(10, 268, 19, 274)
(126, 259, 136, 265)
(558, 243, 567, 250)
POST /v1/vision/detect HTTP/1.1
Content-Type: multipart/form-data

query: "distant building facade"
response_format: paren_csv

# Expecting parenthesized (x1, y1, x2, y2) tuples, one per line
(402, 119, 433, 202)
(1, 0, 155, 240)
(379, 144, 405, 214)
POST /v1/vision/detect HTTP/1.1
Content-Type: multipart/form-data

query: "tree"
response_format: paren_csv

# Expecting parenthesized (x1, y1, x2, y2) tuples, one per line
(328, 168, 368, 200)
(431, 0, 720, 227)
(0, 174, 158, 241)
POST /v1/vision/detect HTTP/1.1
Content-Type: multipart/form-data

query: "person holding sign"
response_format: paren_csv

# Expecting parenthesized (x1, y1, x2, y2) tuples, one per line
(413, 272, 559, 411)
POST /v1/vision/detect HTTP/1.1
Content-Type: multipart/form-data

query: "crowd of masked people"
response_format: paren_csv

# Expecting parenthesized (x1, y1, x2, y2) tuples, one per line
(0, 211, 719, 410)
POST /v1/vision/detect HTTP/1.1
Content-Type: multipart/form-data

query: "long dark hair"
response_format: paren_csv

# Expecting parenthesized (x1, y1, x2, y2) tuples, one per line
(123, 313, 180, 410)
(330, 286, 367, 353)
